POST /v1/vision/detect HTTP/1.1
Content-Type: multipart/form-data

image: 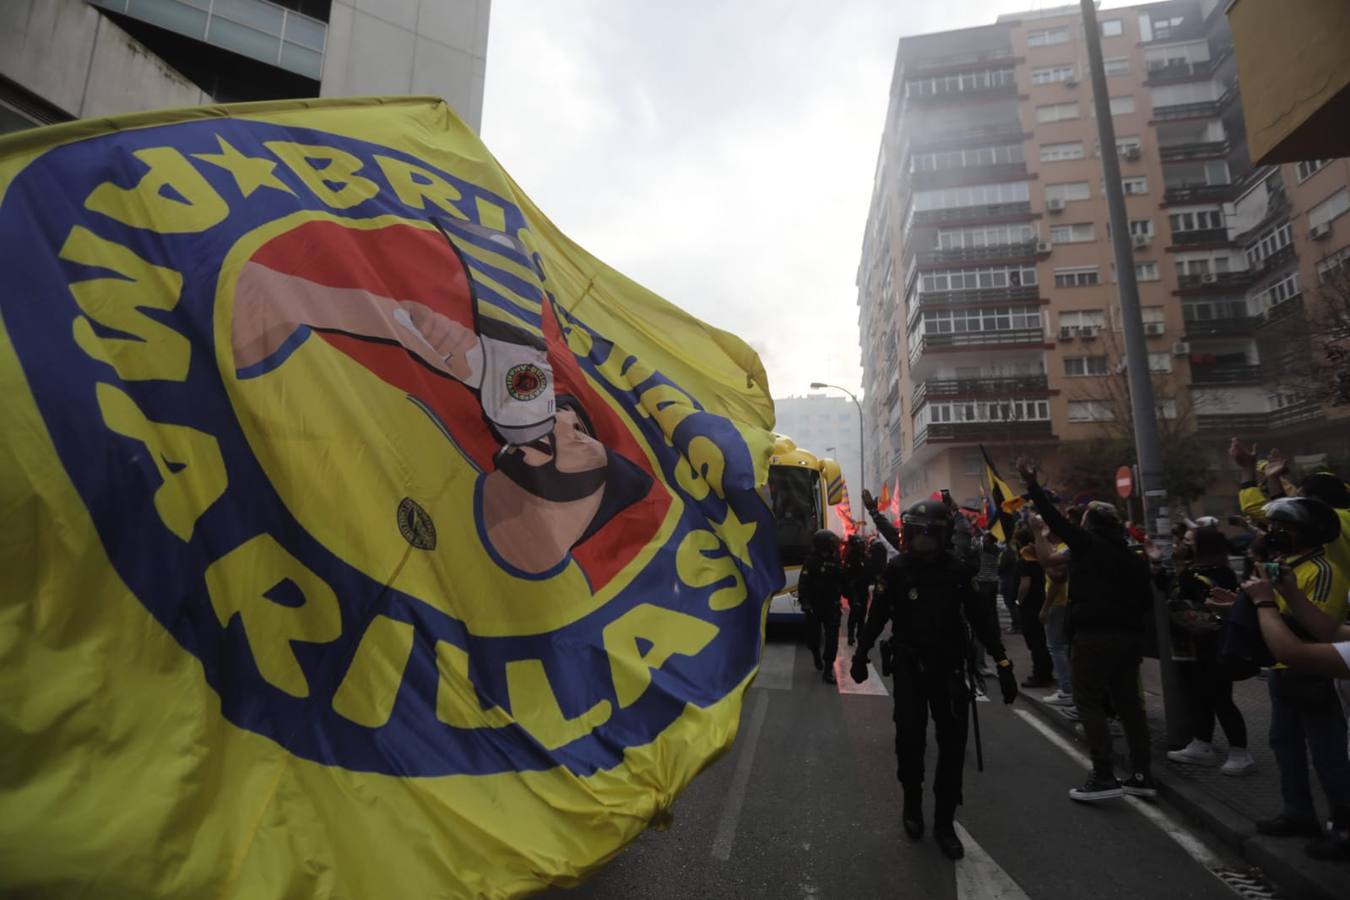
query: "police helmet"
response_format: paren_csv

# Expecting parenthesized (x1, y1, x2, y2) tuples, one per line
(1264, 497, 1341, 547)
(811, 529, 842, 555)
(902, 498, 953, 549)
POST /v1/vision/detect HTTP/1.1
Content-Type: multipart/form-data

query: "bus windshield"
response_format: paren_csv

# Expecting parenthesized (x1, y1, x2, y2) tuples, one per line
(768, 465, 820, 566)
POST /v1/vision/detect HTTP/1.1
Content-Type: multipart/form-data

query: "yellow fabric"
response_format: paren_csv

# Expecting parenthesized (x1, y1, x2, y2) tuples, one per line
(1239, 487, 1350, 591)
(0, 97, 781, 898)
(1045, 542, 1070, 606)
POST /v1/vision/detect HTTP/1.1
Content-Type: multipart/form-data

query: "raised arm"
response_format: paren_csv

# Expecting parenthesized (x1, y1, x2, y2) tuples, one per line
(1016, 457, 1091, 555)
(862, 489, 901, 548)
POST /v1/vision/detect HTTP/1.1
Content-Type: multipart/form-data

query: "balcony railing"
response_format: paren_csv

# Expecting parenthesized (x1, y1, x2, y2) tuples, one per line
(904, 48, 1016, 76)
(1144, 59, 1217, 85)
(907, 283, 1040, 309)
(1182, 316, 1261, 339)
(1163, 183, 1234, 204)
(1264, 295, 1305, 326)
(1151, 90, 1235, 122)
(1176, 271, 1255, 291)
(1171, 227, 1230, 246)
(909, 163, 1030, 191)
(1197, 400, 1323, 433)
(92, 0, 326, 79)
(912, 374, 1050, 408)
(1189, 363, 1263, 384)
(911, 241, 1040, 267)
(1158, 140, 1230, 162)
(1270, 400, 1325, 428)
(909, 327, 1045, 364)
(909, 201, 1033, 229)
(913, 419, 1054, 449)
(1250, 244, 1296, 277)
(906, 124, 1026, 152)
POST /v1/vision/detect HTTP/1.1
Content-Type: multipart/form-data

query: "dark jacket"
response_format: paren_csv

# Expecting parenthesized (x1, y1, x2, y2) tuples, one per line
(798, 551, 846, 617)
(859, 550, 1006, 665)
(844, 542, 872, 591)
(1026, 480, 1151, 634)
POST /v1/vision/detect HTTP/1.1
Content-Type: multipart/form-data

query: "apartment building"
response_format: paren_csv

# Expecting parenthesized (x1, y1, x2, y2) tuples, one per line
(1, 0, 489, 134)
(857, 0, 1350, 510)
(774, 393, 865, 528)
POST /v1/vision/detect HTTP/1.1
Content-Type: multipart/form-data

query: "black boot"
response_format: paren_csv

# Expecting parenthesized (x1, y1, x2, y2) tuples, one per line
(933, 798, 963, 859)
(811, 648, 823, 671)
(902, 787, 924, 840)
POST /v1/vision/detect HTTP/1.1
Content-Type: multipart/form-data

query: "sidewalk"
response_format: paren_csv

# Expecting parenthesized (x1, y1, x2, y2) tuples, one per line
(996, 615, 1347, 900)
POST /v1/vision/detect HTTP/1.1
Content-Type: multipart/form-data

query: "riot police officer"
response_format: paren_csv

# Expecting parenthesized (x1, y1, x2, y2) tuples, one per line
(844, 534, 872, 646)
(851, 494, 1018, 859)
(800, 529, 846, 684)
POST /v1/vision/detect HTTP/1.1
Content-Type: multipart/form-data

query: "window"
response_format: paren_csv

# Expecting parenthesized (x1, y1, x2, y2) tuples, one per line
(1316, 247, 1350, 282)
(1060, 310, 1106, 329)
(912, 182, 1031, 213)
(916, 264, 1038, 294)
(1295, 159, 1332, 182)
(1129, 218, 1154, 238)
(936, 223, 1037, 249)
(1031, 65, 1076, 85)
(1308, 188, 1349, 231)
(1148, 353, 1172, 372)
(1046, 181, 1091, 203)
(911, 143, 1024, 172)
(1049, 223, 1095, 243)
(1254, 272, 1302, 311)
(1245, 222, 1292, 267)
(1109, 95, 1136, 116)
(1068, 400, 1115, 422)
(1144, 40, 1211, 71)
(918, 399, 1050, 427)
(1100, 19, 1124, 37)
(1104, 57, 1131, 76)
(1175, 251, 1238, 277)
(1037, 102, 1080, 123)
(1169, 207, 1224, 232)
(1055, 266, 1100, 287)
(1157, 400, 1178, 419)
(1115, 136, 1142, 155)
(906, 68, 1016, 97)
(1151, 80, 1223, 109)
(912, 307, 1042, 342)
(1027, 27, 1071, 46)
(1135, 261, 1160, 281)
(1064, 356, 1109, 377)
(1041, 141, 1085, 162)
(1122, 176, 1149, 195)
(1184, 298, 1249, 322)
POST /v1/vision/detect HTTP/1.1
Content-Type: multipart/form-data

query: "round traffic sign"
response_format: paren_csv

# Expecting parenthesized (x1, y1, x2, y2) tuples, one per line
(1115, 466, 1133, 499)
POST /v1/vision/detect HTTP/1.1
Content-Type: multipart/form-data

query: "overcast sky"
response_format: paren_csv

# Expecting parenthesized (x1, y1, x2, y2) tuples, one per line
(482, 0, 1136, 402)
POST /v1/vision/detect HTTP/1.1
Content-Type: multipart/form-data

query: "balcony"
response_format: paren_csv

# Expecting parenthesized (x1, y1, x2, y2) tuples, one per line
(911, 241, 1040, 268)
(905, 284, 1040, 322)
(908, 327, 1045, 364)
(92, 0, 326, 79)
(907, 124, 1026, 153)
(1264, 295, 1305, 326)
(1176, 271, 1255, 292)
(912, 374, 1050, 409)
(1183, 316, 1261, 339)
(909, 201, 1033, 229)
(904, 48, 1016, 76)
(913, 419, 1054, 449)
(907, 82, 1018, 104)
(1197, 400, 1323, 434)
(909, 163, 1030, 191)
(1189, 363, 1263, 384)
(1250, 244, 1296, 277)
(1158, 141, 1231, 162)
(1144, 59, 1219, 85)
(1151, 90, 1235, 123)
(1163, 183, 1234, 205)
(1170, 227, 1230, 247)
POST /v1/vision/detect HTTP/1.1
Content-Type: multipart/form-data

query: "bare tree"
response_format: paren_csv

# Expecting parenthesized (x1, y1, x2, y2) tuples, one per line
(1264, 262, 1350, 407)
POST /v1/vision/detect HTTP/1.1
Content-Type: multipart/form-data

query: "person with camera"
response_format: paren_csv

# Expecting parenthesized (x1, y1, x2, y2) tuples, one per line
(1210, 496, 1349, 856)
(1014, 457, 1156, 802)
(850, 493, 1017, 860)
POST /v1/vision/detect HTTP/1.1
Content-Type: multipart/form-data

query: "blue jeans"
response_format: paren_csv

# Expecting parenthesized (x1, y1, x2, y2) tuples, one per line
(1046, 604, 1072, 696)
(1268, 671, 1350, 823)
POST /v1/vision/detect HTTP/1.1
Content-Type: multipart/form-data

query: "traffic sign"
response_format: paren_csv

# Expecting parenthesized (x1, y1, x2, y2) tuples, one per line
(1115, 466, 1133, 498)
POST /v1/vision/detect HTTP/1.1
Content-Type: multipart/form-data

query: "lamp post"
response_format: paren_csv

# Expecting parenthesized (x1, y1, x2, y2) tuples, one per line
(809, 381, 865, 510)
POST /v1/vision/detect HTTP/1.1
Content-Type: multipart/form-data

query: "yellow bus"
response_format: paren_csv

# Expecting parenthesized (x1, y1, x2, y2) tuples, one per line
(763, 434, 846, 624)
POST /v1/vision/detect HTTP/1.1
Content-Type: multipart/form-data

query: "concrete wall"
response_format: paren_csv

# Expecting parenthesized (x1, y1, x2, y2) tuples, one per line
(0, 0, 207, 124)
(321, 0, 489, 131)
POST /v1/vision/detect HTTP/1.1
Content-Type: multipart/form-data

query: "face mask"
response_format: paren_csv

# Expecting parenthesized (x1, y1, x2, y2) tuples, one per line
(1263, 529, 1294, 555)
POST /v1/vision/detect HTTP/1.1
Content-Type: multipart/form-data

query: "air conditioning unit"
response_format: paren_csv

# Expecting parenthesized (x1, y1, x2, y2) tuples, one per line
(1200, 272, 1219, 284)
(1046, 197, 1066, 212)
(1036, 239, 1053, 254)
(1059, 325, 1076, 340)
(1172, 341, 1192, 356)
(1310, 222, 1332, 240)
(1081, 325, 1101, 340)
(1121, 146, 1142, 161)
(1144, 322, 1166, 336)
(1131, 233, 1151, 248)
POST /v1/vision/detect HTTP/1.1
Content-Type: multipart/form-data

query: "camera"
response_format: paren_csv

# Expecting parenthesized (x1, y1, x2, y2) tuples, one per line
(1262, 561, 1287, 581)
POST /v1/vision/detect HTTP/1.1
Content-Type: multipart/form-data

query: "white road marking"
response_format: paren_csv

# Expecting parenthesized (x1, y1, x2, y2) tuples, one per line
(710, 690, 770, 861)
(952, 822, 1031, 900)
(834, 657, 889, 695)
(752, 643, 795, 691)
(1013, 708, 1227, 871)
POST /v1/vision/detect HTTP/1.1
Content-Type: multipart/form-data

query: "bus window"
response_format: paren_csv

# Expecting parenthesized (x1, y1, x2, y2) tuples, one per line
(768, 465, 820, 566)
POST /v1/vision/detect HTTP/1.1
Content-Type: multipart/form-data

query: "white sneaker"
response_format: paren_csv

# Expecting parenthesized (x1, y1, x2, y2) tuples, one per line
(1220, 749, 1256, 776)
(1166, 739, 1219, 766)
(1043, 690, 1075, 706)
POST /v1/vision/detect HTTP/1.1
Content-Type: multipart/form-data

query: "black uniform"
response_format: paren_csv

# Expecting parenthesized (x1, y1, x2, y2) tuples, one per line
(799, 535, 846, 680)
(844, 537, 872, 645)
(852, 502, 1016, 856)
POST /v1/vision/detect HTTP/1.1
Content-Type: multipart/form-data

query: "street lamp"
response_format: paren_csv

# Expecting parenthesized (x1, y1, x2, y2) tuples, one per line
(809, 381, 865, 508)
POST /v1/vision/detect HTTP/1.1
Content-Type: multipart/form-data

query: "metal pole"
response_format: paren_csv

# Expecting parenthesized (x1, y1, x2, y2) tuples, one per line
(1080, 0, 1185, 749)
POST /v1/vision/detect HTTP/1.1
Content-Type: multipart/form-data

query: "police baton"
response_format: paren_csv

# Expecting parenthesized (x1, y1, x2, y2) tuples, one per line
(965, 640, 985, 773)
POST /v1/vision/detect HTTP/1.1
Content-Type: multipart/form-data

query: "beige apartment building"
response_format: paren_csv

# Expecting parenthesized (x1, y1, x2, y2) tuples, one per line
(857, 0, 1350, 515)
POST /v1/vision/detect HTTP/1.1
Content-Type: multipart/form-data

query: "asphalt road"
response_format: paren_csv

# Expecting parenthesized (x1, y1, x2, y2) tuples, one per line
(547, 627, 1259, 900)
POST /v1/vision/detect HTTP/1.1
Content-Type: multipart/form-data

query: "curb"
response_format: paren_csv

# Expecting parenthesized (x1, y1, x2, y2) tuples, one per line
(1017, 693, 1345, 900)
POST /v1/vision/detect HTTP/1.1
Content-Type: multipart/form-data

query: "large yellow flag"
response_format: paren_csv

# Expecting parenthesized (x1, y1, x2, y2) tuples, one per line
(0, 97, 782, 898)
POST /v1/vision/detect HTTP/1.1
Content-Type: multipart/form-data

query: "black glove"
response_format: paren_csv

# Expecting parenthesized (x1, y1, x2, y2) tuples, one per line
(996, 661, 1018, 704)
(850, 653, 869, 684)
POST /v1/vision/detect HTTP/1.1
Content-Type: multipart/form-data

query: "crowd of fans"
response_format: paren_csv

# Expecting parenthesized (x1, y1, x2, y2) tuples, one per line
(808, 437, 1350, 862)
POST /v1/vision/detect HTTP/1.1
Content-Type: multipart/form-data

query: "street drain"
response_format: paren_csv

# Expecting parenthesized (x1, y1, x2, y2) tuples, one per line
(1211, 867, 1281, 900)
